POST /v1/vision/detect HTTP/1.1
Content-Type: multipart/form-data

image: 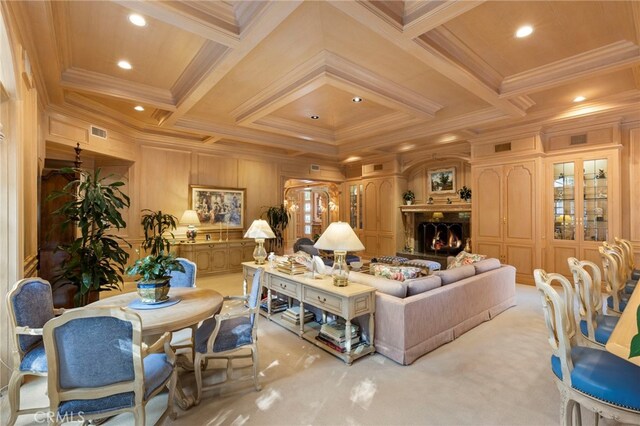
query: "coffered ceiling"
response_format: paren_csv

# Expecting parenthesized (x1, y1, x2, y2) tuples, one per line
(6, 0, 640, 163)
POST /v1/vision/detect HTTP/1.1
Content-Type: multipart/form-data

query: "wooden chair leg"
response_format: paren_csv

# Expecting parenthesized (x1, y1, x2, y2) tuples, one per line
(166, 367, 178, 420)
(7, 372, 22, 426)
(194, 354, 204, 406)
(133, 405, 145, 426)
(252, 347, 261, 392)
(560, 394, 575, 426)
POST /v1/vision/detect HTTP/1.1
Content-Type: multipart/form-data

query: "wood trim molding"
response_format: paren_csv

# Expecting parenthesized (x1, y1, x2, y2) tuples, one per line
(23, 255, 38, 278)
(500, 41, 640, 98)
(402, 0, 484, 39)
(60, 68, 176, 111)
(629, 128, 640, 242)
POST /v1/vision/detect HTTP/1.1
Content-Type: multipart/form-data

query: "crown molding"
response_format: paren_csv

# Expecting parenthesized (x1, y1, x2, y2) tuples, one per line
(500, 41, 640, 98)
(402, 0, 484, 39)
(251, 116, 336, 144)
(47, 1, 72, 71)
(60, 67, 176, 111)
(336, 112, 423, 142)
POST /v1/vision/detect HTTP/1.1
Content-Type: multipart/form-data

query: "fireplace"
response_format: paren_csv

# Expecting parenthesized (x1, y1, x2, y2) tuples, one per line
(415, 212, 470, 256)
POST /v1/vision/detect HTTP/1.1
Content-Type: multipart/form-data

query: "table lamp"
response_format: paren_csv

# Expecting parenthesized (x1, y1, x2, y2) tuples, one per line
(244, 219, 276, 264)
(180, 210, 201, 243)
(432, 212, 444, 222)
(314, 221, 364, 287)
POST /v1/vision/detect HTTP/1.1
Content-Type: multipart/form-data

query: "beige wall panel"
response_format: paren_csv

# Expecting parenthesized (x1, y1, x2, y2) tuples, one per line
(196, 153, 238, 187)
(237, 159, 279, 222)
(475, 167, 502, 239)
(139, 146, 191, 219)
(379, 234, 395, 256)
(362, 160, 400, 177)
(506, 244, 534, 276)
(379, 179, 394, 233)
(472, 136, 538, 159)
(629, 128, 640, 243)
(505, 164, 534, 240)
(363, 233, 378, 258)
(475, 242, 501, 259)
(363, 181, 378, 232)
(550, 246, 578, 277)
(581, 247, 602, 271)
(100, 164, 131, 238)
(49, 116, 89, 144)
(408, 169, 425, 204)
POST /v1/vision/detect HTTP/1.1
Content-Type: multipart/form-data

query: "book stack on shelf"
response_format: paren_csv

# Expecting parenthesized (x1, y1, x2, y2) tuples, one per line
(281, 306, 315, 326)
(276, 258, 307, 275)
(316, 319, 362, 353)
(260, 296, 288, 313)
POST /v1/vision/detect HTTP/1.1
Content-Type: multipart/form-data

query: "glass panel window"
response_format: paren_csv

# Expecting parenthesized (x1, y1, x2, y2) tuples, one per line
(304, 214, 311, 223)
(304, 225, 311, 234)
(553, 162, 576, 241)
(583, 158, 608, 242)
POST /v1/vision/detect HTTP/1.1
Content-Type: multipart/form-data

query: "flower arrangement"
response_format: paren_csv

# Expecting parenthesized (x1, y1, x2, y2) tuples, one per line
(457, 185, 472, 202)
(402, 190, 415, 204)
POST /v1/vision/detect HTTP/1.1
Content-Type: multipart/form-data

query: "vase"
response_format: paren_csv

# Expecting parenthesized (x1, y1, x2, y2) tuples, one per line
(406, 200, 413, 205)
(137, 278, 170, 303)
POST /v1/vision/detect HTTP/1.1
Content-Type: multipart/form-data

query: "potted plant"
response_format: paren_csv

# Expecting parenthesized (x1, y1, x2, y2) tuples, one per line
(262, 204, 290, 253)
(126, 253, 184, 303)
(457, 185, 472, 202)
(127, 209, 184, 303)
(402, 190, 415, 205)
(50, 168, 131, 306)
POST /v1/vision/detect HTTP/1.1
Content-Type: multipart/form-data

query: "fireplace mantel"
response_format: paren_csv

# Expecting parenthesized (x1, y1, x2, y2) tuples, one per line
(400, 203, 472, 213)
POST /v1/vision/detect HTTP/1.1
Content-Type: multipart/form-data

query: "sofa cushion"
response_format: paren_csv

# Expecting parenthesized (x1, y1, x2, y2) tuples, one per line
(447, 251, 486, 269)
(371, 264, 421, 282)
(348, 272, 407, 298)
(435, 265, 476, 285)
(473, 258, 501, 275)
(406, 276, 441, 296)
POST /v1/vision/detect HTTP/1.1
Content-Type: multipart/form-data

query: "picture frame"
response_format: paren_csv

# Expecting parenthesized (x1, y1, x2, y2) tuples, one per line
(189, 185, 246, 229)
(428, 168, 456, 194)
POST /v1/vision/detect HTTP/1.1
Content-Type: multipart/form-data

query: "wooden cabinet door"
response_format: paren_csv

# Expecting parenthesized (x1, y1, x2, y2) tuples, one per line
(228, 243, 244, 271)
(363, 181, 378, 233)
(378, 179, 394, 233)
(474, 166, 503, 241)
(242, 242, 255, 262)
(504, 162, 535, 242)
(194, 246, 213, 273)
(211, 245, 228, 272)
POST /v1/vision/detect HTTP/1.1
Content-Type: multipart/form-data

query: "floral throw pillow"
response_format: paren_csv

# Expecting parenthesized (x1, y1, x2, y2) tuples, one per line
(447, 251, 486, 269)
(371, 264, 421, 282)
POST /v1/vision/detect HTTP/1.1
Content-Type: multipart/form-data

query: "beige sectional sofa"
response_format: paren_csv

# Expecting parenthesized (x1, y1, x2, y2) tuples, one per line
(348, 258, 516, 365)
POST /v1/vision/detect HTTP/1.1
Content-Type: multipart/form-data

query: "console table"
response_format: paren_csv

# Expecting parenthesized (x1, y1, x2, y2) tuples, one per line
(242, 262, 376, 364)
(178, 240, 255, 276)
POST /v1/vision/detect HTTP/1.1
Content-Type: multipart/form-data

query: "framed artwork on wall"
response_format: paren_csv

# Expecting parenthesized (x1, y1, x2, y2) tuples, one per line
(428, 168, 456, 194)
(190, 185, 246, 229)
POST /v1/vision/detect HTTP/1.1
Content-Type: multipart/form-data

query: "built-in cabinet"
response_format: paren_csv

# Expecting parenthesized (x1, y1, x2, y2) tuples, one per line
(361, 177, 402, 258)
(545, 149, 620, 277)
(472, 160, 541, 284)
(178, 240, 255, 275)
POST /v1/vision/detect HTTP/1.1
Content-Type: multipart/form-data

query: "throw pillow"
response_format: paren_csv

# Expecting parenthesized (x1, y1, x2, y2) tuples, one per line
(447, 251, 486, 269)
(371, 264, 421, 282)
(376, 256, 409, 265)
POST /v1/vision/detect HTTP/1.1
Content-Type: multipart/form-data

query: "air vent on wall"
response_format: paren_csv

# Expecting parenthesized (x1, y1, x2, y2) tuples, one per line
(373, 164, 383, 171)
(494, 142, 511, 153)
(90, 125, 107, 139)
(310, 164, 320, 172)
(570, 134, 587, 145)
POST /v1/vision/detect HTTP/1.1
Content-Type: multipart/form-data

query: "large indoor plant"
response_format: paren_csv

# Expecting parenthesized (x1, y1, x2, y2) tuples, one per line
(50, 168, 131, 306)
(262, 204, 289, 253)
(127, 209, 183, 303)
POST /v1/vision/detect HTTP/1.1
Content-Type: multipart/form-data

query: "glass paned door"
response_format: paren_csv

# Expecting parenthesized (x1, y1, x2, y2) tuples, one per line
(582, 158, 608, 242)
(553, 162, 576, 240)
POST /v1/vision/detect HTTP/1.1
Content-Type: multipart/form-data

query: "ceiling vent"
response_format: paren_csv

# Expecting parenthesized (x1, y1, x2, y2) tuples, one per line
(310, 164, 320, 172)
(494, 142, 512, 153)
(90, 125, 107, 139)
(373, 164, 383, 171)
(570, 134, 587, 145)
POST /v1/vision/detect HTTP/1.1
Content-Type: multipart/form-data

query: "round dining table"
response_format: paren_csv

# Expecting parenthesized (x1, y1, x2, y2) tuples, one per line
(90, 287, 224, 410)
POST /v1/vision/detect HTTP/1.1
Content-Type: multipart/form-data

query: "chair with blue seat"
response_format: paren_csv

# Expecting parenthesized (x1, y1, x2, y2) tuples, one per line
(616, 237, 640, 281)
(533, 269, 640, 426)
(604, 241, 637, 295)
(6, 278, 64, 426)
(194, 268, 264, 404)
(599, 246, 630, 314)
(42, 307, 177, 425)
(567, 257, 619, 348)
(168, 257, 198, 358)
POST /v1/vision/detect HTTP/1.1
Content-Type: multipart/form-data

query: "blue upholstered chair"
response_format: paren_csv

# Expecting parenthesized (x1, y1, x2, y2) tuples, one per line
(534, 269, 640, 426)
(43, 307, 177, 425)
(6, 278, 63, 426)
(599, 247, 630, 313)
(168, 258, 198, 358)
(616, 237, 640, 281)
(193, 268, 264, 404)
(567, 258, 619, 347)
(604, 241, 638, 295)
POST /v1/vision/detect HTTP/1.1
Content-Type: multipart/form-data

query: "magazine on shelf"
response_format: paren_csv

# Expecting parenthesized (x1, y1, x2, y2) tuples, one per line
(315, 334, 363, 353)
(320, 320, 360, 340)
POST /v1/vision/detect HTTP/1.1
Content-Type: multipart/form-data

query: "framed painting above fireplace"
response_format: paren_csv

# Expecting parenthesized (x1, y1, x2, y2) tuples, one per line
(428, 168, 456, 194)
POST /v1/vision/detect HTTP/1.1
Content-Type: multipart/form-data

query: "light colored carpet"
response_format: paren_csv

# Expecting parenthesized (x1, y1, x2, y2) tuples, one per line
(3, 274, 615, 426)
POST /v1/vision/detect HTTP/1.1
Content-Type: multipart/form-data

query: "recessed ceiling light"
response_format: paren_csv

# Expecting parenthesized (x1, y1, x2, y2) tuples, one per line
(310, 115, 319, 120)
(134, 105, 145, 111)
(352, 97, 363, 103)
(128, 14, 146, 27)
(515, 25, 534, 38)
(573, 96, 586, 103)
(118, 60, 132, 70)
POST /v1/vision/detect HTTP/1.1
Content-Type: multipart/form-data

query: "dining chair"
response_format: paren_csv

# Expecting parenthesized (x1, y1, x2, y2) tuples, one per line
(169, 257, 198, 359)
(599, 246, 629, 313)
(6, 278, 64, 426)
(567, 257, 619, 348)
(193, 268, 264, 405)
(604, 241, 637, 294)
(43, 307, 177, 425)
(615, 237, 640, 280)
(533, 269, 640, 426)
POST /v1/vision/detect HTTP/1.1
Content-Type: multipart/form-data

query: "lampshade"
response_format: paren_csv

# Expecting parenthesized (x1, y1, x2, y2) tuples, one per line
(555, 214, 574, 224)
(179, 210, 201, 226)
(314, 221, 364, 252)
(432, 212, 444, 221)
(243, 219, 276, 239)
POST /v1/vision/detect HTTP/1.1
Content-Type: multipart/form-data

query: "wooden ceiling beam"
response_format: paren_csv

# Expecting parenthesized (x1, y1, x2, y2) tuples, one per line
(402, 0, 485, 39)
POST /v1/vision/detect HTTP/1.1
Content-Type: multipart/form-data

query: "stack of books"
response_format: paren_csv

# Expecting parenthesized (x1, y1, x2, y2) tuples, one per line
(276, 258, 307, 275)
(281, 306, 315, 325)
(260, 296, 288, 313)
(316, 319, 361, 353)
